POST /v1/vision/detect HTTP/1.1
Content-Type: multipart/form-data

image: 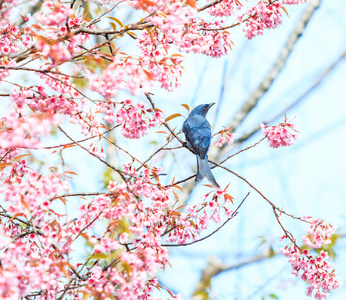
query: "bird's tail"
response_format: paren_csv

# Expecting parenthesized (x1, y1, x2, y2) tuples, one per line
(196, 155, 220, 188)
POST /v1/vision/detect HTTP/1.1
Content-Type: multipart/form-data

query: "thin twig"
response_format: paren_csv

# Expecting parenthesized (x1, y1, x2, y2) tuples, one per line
(162, 192, 250, 247)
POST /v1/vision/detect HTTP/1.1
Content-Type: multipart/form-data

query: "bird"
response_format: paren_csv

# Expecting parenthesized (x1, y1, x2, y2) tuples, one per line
(182, 103, 220, 188)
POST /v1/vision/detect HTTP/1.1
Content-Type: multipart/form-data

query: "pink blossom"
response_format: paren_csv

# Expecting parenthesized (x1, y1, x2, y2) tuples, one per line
(243, 1, 283, 39)
(90, 58, 153, 97)
(35, 2, 73, 26)
(261, 117, 298, 148)
(283, 0, 308, 4)
(208, 0, 242, 17)
(281, 218, 341, 299)
(0, 111, 60, 148)
(216, 135, 225, 147)
(115, 100, 163, 139)
(303, 217, 336, 249)
(216, 132, 235, 147)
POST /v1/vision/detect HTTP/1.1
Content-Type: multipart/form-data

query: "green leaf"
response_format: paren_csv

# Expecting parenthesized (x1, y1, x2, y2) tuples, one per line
(268, 247, 275, 258)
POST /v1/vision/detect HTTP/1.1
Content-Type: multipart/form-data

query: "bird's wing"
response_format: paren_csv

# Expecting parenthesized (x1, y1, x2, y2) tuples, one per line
(182, 116, 211, 159)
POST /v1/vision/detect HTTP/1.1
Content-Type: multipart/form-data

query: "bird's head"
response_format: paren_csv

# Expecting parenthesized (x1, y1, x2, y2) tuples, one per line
(190, 103, 215, 117)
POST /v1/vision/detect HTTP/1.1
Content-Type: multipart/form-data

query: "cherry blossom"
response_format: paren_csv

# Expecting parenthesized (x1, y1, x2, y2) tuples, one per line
(243, 1, 283, 39)
(280, 217, 340, 299)
(90, 58, 153, 97)
(283, 0, 308, 4)
(115, 100, 164, 139)
(0, 0, 339, 299)
(208, 0, 241, 17)
(0, 111, 60, 148)
(35, 1, 74, 26)
(216, 130, 235, 147)
(261, 117, 298, 148)
(302, 217, 336, 249)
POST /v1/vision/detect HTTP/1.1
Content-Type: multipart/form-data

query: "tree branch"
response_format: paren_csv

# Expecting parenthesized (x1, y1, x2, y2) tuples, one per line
(162, 192, 250, 247)
(214, 0, 322, 159)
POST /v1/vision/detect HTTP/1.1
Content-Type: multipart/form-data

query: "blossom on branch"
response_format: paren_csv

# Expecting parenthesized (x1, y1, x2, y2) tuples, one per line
(0, 0, 338, 299)
(261, 117, 298, 148)
(115, 100, 164, 139)
(242, 1, 283, 39)
(281, 218, 341, 300)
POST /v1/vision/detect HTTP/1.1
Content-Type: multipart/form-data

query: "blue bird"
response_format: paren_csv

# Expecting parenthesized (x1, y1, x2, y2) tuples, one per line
(182, 103, 220, 188)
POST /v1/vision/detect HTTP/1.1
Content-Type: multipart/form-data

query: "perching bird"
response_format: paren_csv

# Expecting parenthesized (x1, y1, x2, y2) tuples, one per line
(182, 103, 220, 188)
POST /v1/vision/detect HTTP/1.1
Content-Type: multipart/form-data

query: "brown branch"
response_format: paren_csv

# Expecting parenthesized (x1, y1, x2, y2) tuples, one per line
(167, 136, 265, 187)
(145, 93, 186, 145)
(103, 135, 146, 168)
(162, 192, 249, 247)
(57, 125, 127, 181)
(197, 0, 223, 12)
(74, 23, 153, 36)
(214, 0, 322, 160)
(18, 125, 120, 150)
(74, 212, 103, 241)
(0, 66, 83, 78)
(208, 160, 303, 221)
(224, 47, 346, 147)
(218, 137, 266, 165)
(138, 135, 175, 171)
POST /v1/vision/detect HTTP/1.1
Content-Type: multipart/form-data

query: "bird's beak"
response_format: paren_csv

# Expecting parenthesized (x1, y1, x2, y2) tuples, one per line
(208, 103, 215, 110)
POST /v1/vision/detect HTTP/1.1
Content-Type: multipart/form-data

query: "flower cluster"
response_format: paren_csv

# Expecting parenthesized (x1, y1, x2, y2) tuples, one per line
(0, 24, 31, 56)
(115, 99, 164, 139)
(281, 247, 341, 300)
(149, 2, 196, 33)
(35, 1, 73, 26)
(302, 217, 336, 249)
(283, 0, 308, 4)
(166, 186, 235, 244)
(128, 0, 173, 12)
(216, 128, 235, 147)
(90, 58, 153, 97)
(281, 217, 341, 300)
(138, 30, 183, 91)
(37, 73, 80, 97)
(70, 165, 175, 299)
(171, 19, 233, 58)
(0, 111, 59, 148)
(35, 37, 73, 64)
(96, 100, 117, 124)
(0, 60, 14, 81)
(242, 1, 283, 39)
(0, 161, 70, 299)
(261, 117, 298, 148)
(10, 88, 80, 115)
(208, 0, 241, 17)
(87, 142, 106, 158)
(0, 1, 19, 26)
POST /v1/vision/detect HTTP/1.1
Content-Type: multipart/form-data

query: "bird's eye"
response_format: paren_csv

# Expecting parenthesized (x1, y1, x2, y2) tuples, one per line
(203, 107, 206, 111)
